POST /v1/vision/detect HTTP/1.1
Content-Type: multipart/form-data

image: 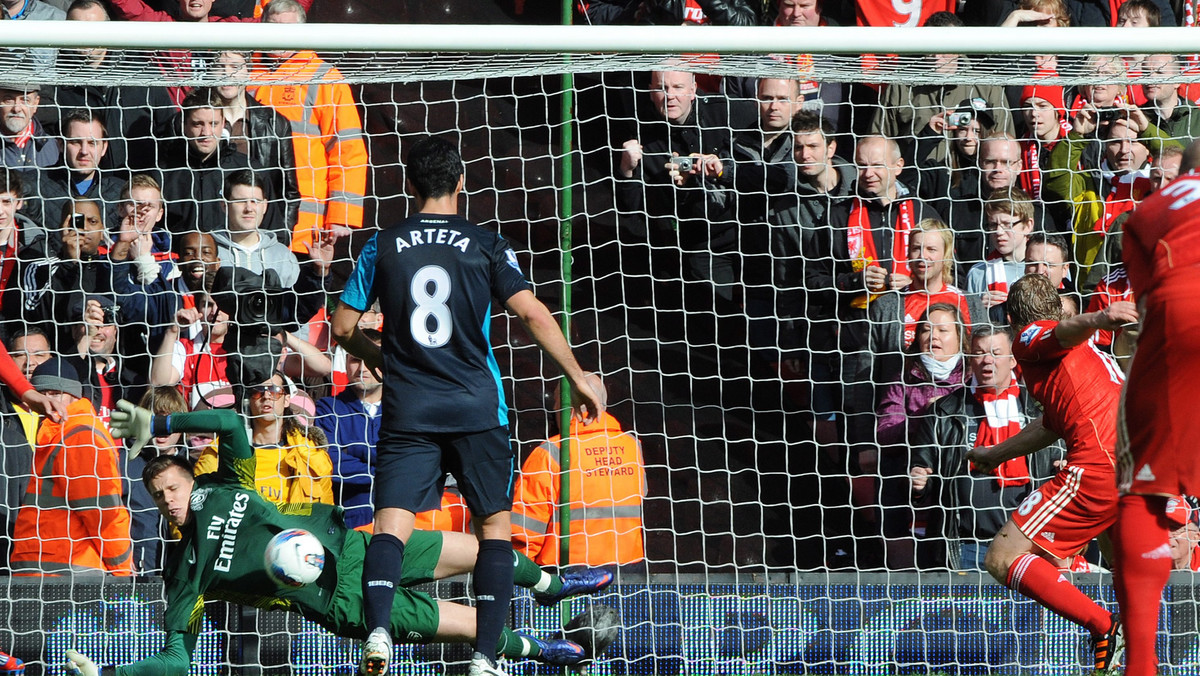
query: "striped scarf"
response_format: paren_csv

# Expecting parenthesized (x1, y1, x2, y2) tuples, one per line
(971, 382, 1031, 487)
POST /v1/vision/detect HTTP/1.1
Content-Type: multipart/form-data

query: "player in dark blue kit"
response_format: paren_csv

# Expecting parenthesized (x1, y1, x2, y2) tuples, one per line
(332, 136, 604, 676)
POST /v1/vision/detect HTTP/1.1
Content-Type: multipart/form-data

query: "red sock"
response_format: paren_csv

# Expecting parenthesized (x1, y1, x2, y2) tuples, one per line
(1114, 494, 1172, 676)
(1006, 553, 1112, 634)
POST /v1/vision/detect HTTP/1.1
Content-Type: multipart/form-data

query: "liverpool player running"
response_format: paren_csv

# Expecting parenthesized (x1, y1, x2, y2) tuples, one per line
(62, 401, 611, 676)
(968, 273, 1137, 672)
(1112, 143, 1200, 676)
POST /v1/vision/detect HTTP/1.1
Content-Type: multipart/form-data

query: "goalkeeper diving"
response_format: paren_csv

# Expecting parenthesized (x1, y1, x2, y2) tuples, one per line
(64, 400, 615, 676)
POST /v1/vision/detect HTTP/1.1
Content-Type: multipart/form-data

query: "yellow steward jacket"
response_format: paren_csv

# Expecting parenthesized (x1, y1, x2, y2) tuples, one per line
(11, 397, 133, 575)
(512, 412, 646, 566)
(250, 51, 368, 254)
(196, 427, 334, 506)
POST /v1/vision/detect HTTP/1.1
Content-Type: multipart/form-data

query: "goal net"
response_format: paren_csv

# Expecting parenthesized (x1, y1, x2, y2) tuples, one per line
(0, 20, 1197, 675)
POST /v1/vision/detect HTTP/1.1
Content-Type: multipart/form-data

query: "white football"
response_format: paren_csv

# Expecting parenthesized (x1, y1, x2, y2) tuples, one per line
(264, 528, 326, 587)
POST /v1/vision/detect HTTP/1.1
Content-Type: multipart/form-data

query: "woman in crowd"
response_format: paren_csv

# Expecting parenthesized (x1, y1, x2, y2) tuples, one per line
(875, 303, 969, 569)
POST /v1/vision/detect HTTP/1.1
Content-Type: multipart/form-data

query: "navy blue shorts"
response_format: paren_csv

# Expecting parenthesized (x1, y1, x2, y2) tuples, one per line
(375, 426, 515, 518)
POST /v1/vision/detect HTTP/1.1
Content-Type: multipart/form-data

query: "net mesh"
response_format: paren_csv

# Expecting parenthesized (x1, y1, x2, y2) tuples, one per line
(0, 27, 1197, 674)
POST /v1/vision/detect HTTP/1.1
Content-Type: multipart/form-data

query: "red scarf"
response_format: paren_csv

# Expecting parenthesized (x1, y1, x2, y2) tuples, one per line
(984, 258, 1011, 295)
(1096, 173, 1152, 232)
(971, 383, 1030, 487)
(848, 198, 914, 308)
(11, 120, 33, 150)
(1019, 139, 1061, 199)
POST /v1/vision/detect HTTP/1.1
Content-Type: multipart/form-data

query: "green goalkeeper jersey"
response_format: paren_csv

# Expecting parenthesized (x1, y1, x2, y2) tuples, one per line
(117, 409, 358, 676)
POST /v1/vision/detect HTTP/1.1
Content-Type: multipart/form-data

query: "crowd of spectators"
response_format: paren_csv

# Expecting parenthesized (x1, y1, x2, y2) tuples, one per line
(1, 0, 1199, 586)
(588, 0, 1200, 569)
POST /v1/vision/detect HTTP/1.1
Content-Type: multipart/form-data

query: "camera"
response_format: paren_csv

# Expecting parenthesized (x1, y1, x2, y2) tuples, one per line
(946, 111, 974, 127)
(101, 304, 120, 325)
(210, 267, 298, 343)
(70, 212, 86, 229)
(671, 155, 696, 173)
(1097, 107, 1126, 125)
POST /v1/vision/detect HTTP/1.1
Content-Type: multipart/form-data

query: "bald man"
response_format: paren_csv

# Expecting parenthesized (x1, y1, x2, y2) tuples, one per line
(803, 134, 940, 567)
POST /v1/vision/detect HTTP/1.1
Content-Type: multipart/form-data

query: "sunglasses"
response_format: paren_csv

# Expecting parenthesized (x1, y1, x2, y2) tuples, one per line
(249, 384, 286, 399)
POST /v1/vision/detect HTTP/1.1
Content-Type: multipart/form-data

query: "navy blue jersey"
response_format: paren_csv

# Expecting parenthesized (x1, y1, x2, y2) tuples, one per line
(341, 214, 531, 433)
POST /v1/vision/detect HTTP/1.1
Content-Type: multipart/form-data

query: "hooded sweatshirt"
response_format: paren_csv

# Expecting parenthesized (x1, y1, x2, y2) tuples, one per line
(210, 228, 299, 288)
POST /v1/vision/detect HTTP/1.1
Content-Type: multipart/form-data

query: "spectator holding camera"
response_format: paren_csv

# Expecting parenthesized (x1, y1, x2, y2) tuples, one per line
(871, 12, 1012, 165)
(21, 198, 113, 344)
(65, 294, 140, 422)
(1042, 104, 1180, 282)
(616, 69, 743, 304)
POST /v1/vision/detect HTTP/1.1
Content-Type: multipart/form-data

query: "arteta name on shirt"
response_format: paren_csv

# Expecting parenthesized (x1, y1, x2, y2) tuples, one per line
(394, 227, 471, 254)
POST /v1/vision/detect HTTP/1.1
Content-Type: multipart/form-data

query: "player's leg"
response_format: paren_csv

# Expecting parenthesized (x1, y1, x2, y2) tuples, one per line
(432, 531, 613, 602)
(426, 600, 586, 667)
(1113, 493, 1172, 676)
(444, 427, 518, 674)
(984, 520, 1115, 635)
(362, 434, 445, 675)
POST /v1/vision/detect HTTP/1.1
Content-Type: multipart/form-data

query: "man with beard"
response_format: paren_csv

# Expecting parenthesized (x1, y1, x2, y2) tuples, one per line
(0, 83, 57, 170)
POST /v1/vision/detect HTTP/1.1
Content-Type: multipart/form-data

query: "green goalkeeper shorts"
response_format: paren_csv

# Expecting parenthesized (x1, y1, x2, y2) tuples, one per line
(317, 529, 445, 642)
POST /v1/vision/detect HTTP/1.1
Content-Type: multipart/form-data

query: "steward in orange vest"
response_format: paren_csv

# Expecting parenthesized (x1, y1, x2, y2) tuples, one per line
(512, 411, 646, 567)
(11, 359, 133, 575)
(249, 46, 368, 254)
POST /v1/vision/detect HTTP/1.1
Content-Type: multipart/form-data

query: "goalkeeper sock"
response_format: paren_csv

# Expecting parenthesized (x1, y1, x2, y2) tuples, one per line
(1006, 553, 1112, 634)
(511, 550, 559, 594)
(473, 539, 516, 662)
(497, 629, 538, 658)
(1113, 493, 1172, 676)
(362, 533, 405, 635)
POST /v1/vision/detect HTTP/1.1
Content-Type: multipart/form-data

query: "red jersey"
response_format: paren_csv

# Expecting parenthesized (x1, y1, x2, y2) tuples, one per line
(1012, 320, 1124, 471)
(1123, 174, 1200, 298)
(173, 334, 230, 409)
(1085, 267, 1134, 346)
(856, 0, 953, 26)
(901, 285, 971, 348)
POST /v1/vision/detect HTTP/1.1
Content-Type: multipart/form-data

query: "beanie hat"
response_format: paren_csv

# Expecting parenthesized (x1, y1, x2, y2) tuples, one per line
(30, 357, 83, 399)
(1021, 83, 1066, 113)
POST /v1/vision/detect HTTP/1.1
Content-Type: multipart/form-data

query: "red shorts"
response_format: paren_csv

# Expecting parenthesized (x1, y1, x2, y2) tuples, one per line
(1012, 464, 1118, 559)
(1121, 277, 1200, 496)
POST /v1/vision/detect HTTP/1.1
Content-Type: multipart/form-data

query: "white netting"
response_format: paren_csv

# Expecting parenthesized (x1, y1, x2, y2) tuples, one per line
(0, 20, 1198, 675)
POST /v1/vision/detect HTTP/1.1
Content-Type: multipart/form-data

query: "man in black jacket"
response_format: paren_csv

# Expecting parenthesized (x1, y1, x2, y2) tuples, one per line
(210, 52, 300, 245)
(616, 69, 750, 304)
(21, 108, 126, 243)
(159, 89, 279, 238)
(41, 0, 176, 173)
(910, 324, 1060, 569)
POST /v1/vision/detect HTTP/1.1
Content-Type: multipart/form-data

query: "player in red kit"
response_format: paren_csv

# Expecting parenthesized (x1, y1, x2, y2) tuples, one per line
(1112, 144, 1200, 676)
(967, 273, 1137, 672)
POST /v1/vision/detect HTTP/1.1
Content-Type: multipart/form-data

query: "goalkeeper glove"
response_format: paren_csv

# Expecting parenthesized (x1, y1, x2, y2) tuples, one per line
(65, 649, 98, 676)
(109, 399, 153, 455)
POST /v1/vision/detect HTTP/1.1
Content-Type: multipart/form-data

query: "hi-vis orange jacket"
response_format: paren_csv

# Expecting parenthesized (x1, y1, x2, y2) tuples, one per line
(512, 412, 646, 567)
(250, 51, 368, 254)
(11, 397, 133, 576)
